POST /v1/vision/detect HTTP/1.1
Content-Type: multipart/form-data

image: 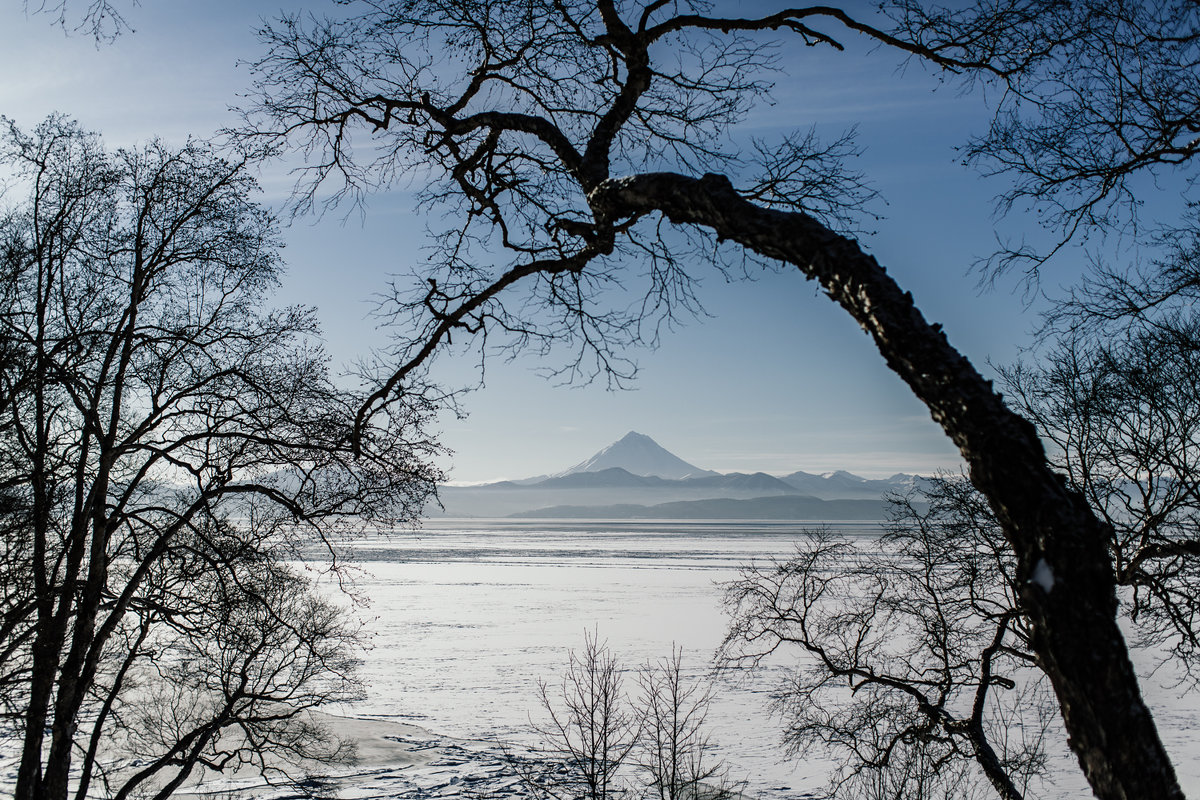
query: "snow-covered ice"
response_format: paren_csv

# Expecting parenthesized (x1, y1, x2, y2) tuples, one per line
(337, 520, 837, 797)
(320, 519, 1200, 799)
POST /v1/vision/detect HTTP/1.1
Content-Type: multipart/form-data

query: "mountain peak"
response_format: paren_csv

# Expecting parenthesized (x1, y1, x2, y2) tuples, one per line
(821, 470, 867, 482)
(555, 432, 716, 480)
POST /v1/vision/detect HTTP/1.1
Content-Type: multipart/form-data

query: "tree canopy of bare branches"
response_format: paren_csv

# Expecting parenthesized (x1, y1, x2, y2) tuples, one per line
(723, 487, 1057, 800)
(23, 0, 138, 40)
(958, 0, 1200, 272)
(1003, 316, 1200, 677)
(242, 2, 1189, 797)
(0, 115, 442, 800)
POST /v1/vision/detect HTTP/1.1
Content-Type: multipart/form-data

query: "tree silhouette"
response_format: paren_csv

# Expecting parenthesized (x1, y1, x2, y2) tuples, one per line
(723, 487, 1056, 800)
(0, 116, 442, 800)
(519, 636, 740, 800)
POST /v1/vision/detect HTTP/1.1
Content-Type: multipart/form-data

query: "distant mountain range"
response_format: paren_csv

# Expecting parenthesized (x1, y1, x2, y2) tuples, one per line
(511, 494, 887, 520)
(433, 431, 927, 519)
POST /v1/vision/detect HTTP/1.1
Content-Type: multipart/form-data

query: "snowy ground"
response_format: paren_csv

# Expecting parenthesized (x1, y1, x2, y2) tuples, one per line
(166, 712, 803, 800)
(169, 714, 541, 800)
(333, 520, 834, 798)
(298, 519, 1200, 799)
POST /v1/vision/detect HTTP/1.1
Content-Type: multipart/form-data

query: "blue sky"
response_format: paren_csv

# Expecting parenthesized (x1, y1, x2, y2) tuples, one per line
(0, 1, 1080, 481)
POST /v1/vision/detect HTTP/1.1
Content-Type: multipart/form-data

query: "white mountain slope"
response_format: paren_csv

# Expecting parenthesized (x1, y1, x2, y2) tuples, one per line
(554, 431, 718, 480)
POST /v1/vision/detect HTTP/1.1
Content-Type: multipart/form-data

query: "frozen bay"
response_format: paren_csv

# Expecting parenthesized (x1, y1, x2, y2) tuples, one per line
(321, 519, 1199, 799)
(337, 519, 858, 797)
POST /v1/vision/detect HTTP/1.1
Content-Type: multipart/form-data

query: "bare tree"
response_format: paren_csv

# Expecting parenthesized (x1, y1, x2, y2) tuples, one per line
(520, 636, 739, 800)
(951, 0, 1200, 272)
(521, 632, 641, 800)
(722, 494, 1053, 800)
(635, 648, 741, 800)
(0, 116, 442, 800)
(243, 2, 1185, 796)
(104, 557, 363, 800)
(1001, 316, 1200, 677)
(723, 308, 1200, 799)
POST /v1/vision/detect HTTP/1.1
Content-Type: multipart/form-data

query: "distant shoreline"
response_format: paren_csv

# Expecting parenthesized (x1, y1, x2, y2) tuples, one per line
(507, 493, 888, 520)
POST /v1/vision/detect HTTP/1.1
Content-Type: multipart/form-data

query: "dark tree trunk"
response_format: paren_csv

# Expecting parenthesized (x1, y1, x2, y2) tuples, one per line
(591, 172, 1185, 800)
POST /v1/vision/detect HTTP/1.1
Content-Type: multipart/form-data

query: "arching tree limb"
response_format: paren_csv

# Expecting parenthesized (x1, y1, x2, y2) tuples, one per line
(589, 170, 1183, 800)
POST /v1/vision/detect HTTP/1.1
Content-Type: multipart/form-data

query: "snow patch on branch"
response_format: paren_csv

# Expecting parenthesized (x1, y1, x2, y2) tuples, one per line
(1032, 558, 1056, 593)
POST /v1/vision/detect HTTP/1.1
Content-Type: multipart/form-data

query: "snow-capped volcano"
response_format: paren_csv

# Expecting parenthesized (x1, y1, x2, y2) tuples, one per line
(554, 431, 716, 480)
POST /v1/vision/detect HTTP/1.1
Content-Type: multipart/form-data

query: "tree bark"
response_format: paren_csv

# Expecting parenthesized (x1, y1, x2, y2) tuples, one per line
(590, 171, 1185, 800)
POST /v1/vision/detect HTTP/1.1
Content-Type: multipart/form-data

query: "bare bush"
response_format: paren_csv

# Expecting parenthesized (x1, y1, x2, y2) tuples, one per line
(520, 632, 640, 800)
(636, 647, 741, 800)
(520, 635, 741, 800)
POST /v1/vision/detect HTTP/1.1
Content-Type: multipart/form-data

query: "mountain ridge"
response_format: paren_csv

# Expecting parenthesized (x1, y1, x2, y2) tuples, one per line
(432, 433, 929, 518)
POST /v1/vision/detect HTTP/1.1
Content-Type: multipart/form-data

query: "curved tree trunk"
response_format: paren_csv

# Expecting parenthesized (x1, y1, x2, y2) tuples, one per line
(591, 171, 1184, 800)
